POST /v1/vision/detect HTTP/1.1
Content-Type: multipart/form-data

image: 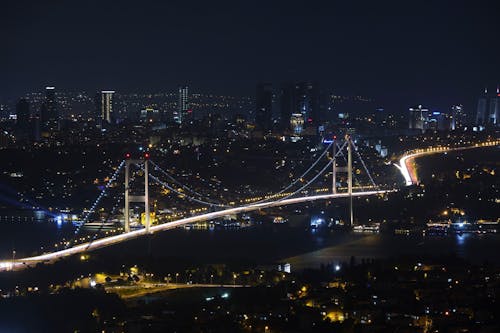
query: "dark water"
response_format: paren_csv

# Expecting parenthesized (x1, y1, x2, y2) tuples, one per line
(97, 225, 500, 270)
(1, 212, 500, 270)
(0, 217, 76, 258)
(283, 232, 500, 270)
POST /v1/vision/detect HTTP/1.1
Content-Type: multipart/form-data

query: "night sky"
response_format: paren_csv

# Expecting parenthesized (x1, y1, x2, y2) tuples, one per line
(1, 0, 499, 111)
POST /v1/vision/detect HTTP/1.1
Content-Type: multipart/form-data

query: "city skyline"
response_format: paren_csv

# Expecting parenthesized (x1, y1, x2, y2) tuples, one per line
(2, 0, 499, 111)
(1, 1, 499, 331)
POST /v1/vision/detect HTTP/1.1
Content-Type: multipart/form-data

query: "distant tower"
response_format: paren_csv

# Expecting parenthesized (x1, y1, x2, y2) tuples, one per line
(255, 83, 273, 131)
(488, 86, 499, 126)
(175, 85, 189, 124)
(451, 104, 466, 130)
(40, 86, 58, 126)
(279, 82, 320, 130)
(45, 86, 57, 121)
(408, 105, 429, 131)
(101, 90, 115, 124)
(475, 88, 488, 126)
(16, 98, 30, 128)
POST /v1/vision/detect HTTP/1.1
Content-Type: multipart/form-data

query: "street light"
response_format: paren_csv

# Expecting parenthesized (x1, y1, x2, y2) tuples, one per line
(175, 273, 179, 284)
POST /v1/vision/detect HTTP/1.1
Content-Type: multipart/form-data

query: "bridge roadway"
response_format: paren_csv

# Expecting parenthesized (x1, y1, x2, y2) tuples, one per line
(0, 190, 391, 271)
(396, 140, 500, 186)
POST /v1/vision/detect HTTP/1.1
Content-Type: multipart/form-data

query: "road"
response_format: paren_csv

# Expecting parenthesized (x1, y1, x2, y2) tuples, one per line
(107, 282, 249, 299)
(396, 140, 499, 186)
(0, 190, 391, 271)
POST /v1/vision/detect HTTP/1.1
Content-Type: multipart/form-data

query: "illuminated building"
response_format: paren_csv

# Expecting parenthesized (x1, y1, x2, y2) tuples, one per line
(140, 107, 161, 123)
(280, 82, 320, 129)
(428, 111, 453, 131)
(101, 90, 115, 124)
(290, 113, 304, 135)
(408, 104, 429, 131)
(489, 87, 499, 126)
(45, 86, 57, 121)
(451, 104, 466, 129)
(475, 86, 499, 127)
(40, 86, 58, 129)
(174, 85, 190, 124)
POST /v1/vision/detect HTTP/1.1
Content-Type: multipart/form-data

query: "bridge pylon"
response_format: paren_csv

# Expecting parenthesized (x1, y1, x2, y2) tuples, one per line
(124, 154, 151, 233)
(331, 135, 354, 227)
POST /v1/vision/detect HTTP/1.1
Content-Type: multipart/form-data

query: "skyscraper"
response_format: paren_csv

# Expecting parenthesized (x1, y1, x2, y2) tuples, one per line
(16, 98, 30, 128)
(488, 86, 499, 126)
(475, 88, 488, 126)
(408, 105, 429, 131)
(475, 86, 500, 127)
(174, 85, 189, 124)
(101, 90, 115, 124)
(279, 82, 320, 130)
(41, 86, 58, 124)
(451, 104, 466, 130)
(255, 83, 273, 131)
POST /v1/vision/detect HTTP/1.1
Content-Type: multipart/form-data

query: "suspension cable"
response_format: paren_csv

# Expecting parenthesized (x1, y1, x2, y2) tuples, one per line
(247, 141, 340, 205)
(149, 173, 229, 208)
(68, 160, 125, 247)
(350, 141, 377, 188)
(142, 166, 229, 208)
(149, 160, 222, 204)
(82, 171, 137, 250)
(335, 142, 362, 187)
(277, 158, 334, 202)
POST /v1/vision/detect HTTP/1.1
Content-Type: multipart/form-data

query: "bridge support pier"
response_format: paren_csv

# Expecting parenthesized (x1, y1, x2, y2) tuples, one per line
(144, 159, 150, 233)
(331, 135, 354, 227)
(332, 142, 337, 194)
(124, 162, 130, 233)
(124, 157, 150, 233)
(347, 135, 353, 227)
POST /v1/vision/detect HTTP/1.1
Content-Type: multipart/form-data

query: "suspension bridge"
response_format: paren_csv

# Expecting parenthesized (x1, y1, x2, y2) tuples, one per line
(1, 135, 395, 271)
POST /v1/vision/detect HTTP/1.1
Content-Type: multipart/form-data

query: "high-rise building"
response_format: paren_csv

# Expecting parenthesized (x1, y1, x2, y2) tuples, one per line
(140, 107, 161, 123)
(475, 88, 488, 126)
(40, 86, 58, 124)
(290, 113, 304, 135)
(488, 86, 499, 126)
(475, 86, 499, 127)
(45, 86, 57, 120)
(451, 104, 466, 130)
(16, 98, 30, 128)
(101, 90, 115, 124)
(428, 111, 453, 131)
(255, 83, 273, 131)
(279, 82, 320, 130)
(408, 104, 429, 131)
(174, 85, 189, 124)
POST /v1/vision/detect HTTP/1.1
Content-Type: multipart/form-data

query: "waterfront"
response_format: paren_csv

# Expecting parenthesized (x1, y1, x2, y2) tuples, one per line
(3, 216, 499, 271)
(1, 145, 498, 269)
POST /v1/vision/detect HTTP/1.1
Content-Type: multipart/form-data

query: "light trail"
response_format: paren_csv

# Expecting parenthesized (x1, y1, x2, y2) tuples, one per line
(396, 140, 500, 186)
(0, 190, 392, 271)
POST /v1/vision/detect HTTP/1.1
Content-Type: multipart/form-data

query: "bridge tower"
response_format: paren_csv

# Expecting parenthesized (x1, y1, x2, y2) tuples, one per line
(124, 153, 151, 233)
(331, 135, 354, 226)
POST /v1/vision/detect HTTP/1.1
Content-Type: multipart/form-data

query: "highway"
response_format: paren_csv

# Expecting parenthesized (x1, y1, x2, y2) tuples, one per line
(107, 283, 249, 299)
(0, 190, 391, 271)
(396, 140, 500, 186)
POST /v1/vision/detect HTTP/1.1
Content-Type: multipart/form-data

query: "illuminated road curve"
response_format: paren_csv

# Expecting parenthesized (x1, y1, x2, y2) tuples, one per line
(396, 140, 500, 186)
(0, 190, 392, 271)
